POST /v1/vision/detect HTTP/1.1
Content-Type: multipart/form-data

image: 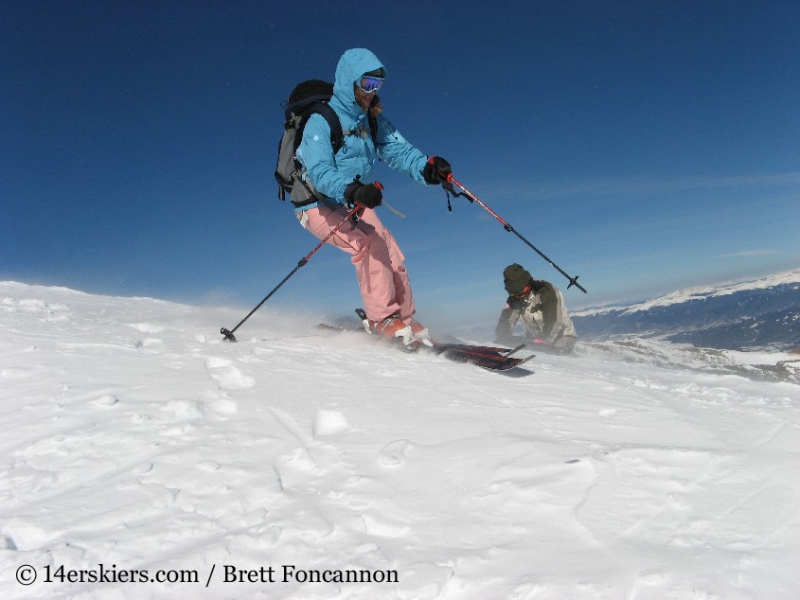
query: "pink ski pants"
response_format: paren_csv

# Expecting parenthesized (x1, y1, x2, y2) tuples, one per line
(298, 204, 415, 322)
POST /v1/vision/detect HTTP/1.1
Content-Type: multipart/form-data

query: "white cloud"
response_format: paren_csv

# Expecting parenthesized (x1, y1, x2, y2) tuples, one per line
(720, 249, 781, 258)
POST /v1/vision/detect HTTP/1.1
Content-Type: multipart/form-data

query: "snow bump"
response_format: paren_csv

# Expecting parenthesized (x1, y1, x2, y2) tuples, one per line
(204, 356, 255, 390)
(312, 410, 350, 437)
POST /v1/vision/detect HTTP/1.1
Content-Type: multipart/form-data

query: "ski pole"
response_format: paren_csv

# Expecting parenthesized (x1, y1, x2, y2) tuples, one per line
(220, 204, 362, 342)
(445, 174, 587, 293)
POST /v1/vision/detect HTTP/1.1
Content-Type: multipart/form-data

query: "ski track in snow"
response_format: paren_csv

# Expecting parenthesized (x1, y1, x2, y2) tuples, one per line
(1, 281, 800, 599)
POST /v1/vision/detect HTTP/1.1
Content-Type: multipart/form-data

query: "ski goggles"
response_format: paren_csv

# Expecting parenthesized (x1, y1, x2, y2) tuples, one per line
(510, 285, 532, 299)
(357, 75, 384, 93)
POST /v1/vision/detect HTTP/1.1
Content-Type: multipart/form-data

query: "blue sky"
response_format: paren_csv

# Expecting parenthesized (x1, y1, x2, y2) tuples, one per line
(2, 0, 798, 330)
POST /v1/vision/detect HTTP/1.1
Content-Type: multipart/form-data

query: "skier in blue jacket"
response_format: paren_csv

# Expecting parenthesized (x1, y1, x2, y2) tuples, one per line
(294, 48, 451, 346)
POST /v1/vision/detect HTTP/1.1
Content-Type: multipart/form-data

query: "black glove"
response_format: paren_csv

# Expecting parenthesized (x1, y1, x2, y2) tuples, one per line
(344, 181, 383, 209)
(422, 156, 452, 185)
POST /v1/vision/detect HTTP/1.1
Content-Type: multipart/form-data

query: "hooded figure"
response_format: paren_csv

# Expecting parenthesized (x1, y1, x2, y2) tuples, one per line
(296, 48, 431, 203)
(495, 263, 578, 353)
(291, 48, 452, 346)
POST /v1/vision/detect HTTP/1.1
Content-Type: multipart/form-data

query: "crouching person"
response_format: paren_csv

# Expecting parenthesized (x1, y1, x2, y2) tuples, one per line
(495, 263, 578, 353)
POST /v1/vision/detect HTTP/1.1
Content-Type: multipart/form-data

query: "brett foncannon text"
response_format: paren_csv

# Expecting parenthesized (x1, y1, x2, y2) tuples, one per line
(222, 564, 399, 584)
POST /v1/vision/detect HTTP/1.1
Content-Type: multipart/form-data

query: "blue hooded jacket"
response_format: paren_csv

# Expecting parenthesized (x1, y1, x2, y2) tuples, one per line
(295, 48, 429, 209)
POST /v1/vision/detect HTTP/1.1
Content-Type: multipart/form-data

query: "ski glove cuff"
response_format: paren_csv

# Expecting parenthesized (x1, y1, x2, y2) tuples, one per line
(422, 156, 452, 185)
(344, 181, 383, 209)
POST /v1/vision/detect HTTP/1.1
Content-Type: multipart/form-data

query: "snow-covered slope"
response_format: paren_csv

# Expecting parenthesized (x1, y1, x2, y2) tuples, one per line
(576, 269, 800, 316)
(573, 269, 800, 350)
(2, 281, 800, 599)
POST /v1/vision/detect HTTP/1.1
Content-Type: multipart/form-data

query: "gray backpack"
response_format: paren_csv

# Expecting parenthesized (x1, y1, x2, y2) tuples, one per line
(274, 79, 378, 207)
(274, 80, 345, 207)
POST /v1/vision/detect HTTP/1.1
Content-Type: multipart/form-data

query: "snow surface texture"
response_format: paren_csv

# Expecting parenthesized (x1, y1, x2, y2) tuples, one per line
(2, 281, 800, 599)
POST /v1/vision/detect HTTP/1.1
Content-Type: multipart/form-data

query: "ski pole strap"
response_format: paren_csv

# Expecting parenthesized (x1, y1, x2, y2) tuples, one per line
(440, 179, 468, 212)
(381, 198, 406, 218)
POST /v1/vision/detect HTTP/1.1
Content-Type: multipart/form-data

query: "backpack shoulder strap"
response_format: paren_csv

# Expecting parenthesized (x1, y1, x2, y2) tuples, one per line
(294, 102, 344, 155)
(367, 95, 380, 147)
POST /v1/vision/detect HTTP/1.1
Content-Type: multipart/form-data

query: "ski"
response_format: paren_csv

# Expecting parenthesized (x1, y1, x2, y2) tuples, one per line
(432, 342, 527, 359)
(314, 311, 535, 373)
(434, 345, 534, 371)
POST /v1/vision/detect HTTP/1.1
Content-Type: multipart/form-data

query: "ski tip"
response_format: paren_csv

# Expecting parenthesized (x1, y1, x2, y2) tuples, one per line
(505, 343, 527, 356)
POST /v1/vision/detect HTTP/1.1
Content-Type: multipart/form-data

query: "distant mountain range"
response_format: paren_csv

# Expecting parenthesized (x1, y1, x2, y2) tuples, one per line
(572, 270, 800, 351)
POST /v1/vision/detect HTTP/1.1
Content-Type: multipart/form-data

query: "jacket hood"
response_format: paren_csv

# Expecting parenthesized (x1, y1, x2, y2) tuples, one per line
(333, 48, 386, 110)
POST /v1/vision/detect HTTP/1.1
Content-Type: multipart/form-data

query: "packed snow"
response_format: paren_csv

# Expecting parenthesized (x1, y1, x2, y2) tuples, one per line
(2, 281, 799, 599)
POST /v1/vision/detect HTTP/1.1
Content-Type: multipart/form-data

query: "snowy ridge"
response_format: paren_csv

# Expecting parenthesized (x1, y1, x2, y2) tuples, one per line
(2, 281, 800, 599)
(571, 269, 800, 351)
(574, 268, 800, 317)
